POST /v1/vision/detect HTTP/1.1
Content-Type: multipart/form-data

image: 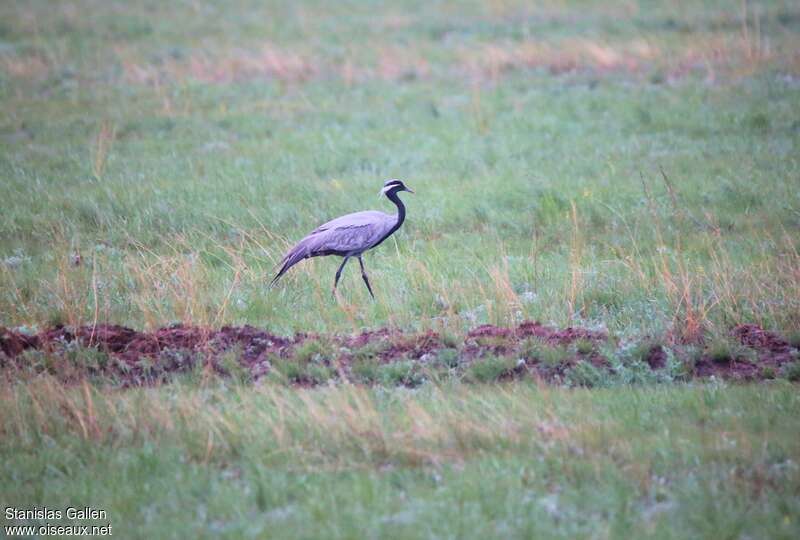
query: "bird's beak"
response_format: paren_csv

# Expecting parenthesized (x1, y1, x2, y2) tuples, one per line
(405, 187, 415, 194)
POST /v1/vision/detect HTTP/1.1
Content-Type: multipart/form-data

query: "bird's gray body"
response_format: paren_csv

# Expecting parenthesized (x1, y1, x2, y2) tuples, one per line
(270, 179, 413, 297)
(278, 210, 397, 268)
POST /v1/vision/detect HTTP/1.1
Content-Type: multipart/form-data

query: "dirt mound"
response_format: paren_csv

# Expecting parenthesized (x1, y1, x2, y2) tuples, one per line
(516, 321, 607, 344)
(0, 321, 796, 386)
(0, 323, 296, 383)
(0, 327, 39, 357)
(693, 324, 797, 380)
(733, 324, 791, 353)
(466, 321, 606, 344)
(644, 345, 668, 369)
(345, 328, 395, 349)
(378, 331, 445, 361)
(214, 325, 295, 363)
(461, 321, 607, 362)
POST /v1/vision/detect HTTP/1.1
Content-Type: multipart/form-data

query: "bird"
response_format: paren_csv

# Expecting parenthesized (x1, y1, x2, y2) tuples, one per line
(270, 179, 414, 298)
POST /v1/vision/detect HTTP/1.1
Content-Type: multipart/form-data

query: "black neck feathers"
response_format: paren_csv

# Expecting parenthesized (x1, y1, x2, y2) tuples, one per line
(386, 189, 406, 232)
(371, 188, 406, 249)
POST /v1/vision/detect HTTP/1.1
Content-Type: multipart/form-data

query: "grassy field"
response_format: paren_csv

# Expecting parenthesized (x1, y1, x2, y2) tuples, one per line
(2, 0, 800, 538)
(1, 0, 798, 336)
(2, 381, 800, 539)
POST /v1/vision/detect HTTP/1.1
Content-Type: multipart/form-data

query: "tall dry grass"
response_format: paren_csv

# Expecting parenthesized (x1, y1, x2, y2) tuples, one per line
(0, 377, 580, 467)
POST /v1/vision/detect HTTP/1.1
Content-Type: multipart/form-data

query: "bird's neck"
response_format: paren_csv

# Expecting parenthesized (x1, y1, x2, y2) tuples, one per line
(386, 190, 406, 230)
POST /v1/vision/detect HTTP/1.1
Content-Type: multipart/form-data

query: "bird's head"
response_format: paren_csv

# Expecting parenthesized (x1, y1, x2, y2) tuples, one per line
(379, 179, 414, 198)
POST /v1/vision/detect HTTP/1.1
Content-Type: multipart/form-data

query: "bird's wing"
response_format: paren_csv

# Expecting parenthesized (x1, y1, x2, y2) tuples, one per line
(310, 211, 390, 235)
(305, 211, 394, 254)
(270, 211, 394, 285)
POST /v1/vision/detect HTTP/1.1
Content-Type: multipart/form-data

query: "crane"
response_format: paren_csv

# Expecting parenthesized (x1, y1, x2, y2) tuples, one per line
(270, 179, 414, 298)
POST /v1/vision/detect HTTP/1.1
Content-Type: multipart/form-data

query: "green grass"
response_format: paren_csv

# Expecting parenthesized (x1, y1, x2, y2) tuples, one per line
(0, 0, 799, 337)
(704, 335, 757, 364)
(782, 361, 800, 382)
(268, 339, 337, 385)
(1, 380, 799, 539)
(522, 338, 573, 366)
(465, 355, 521, 382)
(1, 1, 800, 537)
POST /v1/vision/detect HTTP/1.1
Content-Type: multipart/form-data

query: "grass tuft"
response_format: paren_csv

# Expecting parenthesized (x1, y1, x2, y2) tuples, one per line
(704, 337, 754, 364)
(522, 339, 572, 367)
(465, 355, 521, 383)
(433, 347, 460, 369)
(566, 360, 606, 388)
(782, 362, 800, 382)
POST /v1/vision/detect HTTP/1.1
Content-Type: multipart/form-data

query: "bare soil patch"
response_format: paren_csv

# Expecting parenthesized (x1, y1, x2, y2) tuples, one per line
(0, 322, 796, 386)
(694, 324, 797, 380)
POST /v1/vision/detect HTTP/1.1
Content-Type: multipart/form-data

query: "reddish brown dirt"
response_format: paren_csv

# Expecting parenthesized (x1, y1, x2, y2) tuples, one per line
(733, 324, 791, 354)
(0, 329, 39, 358)
(0, 321, 796, 386)
(466, 321, 606, 344)
(693, 324, 797, 381)
(339, 328, 445, 363)
(645, 345, 668, 370)
(378, 331, 445, 361)
(344, 328, 395, 349)
(516, 321, 608, 344)
(461, 321, 608, 368)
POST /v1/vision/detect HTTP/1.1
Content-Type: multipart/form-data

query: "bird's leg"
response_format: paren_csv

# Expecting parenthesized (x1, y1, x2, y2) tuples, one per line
(333, 256, 351, 297)
(358, 256, 375, 299)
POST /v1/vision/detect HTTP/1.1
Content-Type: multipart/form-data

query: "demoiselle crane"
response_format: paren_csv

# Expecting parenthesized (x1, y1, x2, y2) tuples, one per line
(270, 179, 414, 298)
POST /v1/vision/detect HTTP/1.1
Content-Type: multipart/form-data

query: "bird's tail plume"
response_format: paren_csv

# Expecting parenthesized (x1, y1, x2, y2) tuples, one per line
(269, 243, 309, 288)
